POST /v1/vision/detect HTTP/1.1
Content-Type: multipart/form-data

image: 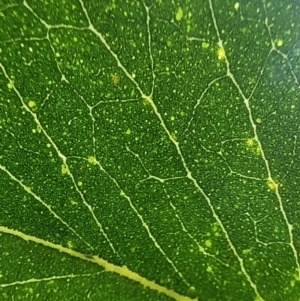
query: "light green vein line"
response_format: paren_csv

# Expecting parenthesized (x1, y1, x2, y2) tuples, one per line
(0, 226, 197, 301)
(0, 163, 93, 250)
(0, 272, 103, 287)
(0, 62, 117, 256)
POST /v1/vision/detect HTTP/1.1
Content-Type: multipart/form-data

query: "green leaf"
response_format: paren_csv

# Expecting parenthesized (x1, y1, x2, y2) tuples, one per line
(1, 0, 300, 300)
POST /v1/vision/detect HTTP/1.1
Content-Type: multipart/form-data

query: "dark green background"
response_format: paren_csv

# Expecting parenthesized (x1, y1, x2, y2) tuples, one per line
(1, 0, 300, 300)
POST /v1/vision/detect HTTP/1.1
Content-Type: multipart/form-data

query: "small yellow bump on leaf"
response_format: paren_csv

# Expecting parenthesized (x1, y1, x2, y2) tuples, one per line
(125, 128, 131, 135)
(78, 181, 83, 187)
(28, 100, 36, 108)
(276, 39, 283, 47)
(242, 248, 251, 255)
(202, 41, 210, 49)
(205, 240, 212, 247)
(170, 116, 175, 121)
(206, 266, 212, 273)
(267, 180, 278, 190)
(175, 7, 183, 21)
(234, 2, 240, 10)
(88, 156, 97, 164)
(111, 74, 120, 85)
(212, 223, 220, 237)
(7, 81, 14, 90)
(199, 246, 204, 253)
(212, 222, 218, 232)
(291, 280, 295, 287)
(217, 46, 225, 60)
(246, 138, 255, 147)
(70, 199, 78, 205)
(67, 241, 74, 249)
(61, 164, 69, 175)
(245, 138, 262, 155)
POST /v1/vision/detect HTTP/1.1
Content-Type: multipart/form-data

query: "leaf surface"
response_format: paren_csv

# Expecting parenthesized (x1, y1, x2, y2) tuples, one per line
(1, 0, 300, 300)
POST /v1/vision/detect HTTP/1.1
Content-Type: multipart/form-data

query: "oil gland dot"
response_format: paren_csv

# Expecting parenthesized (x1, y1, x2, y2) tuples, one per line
(234, 2, 240, 10)
(205, 240, 212, 247)
(217, 47, 225, 60)
(7, 81, 14, 90)
(111, 74, 120, 85)
(202, 41, 210, 49)
(88, 156, 97, 164)
(246, 138, 255, 147)
(175, 7, 183, 21)
(267, 180, 278, 190)
(276, 39, 283, 47)
(61, 164, 69, 175)
(28, 100, 36, 108)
